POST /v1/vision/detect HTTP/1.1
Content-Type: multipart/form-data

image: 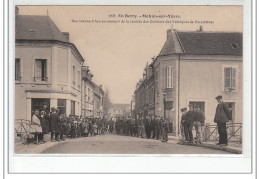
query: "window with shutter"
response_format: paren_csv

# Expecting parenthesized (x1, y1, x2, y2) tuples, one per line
(166, 66, 174, 88)
(232, 68, 237, 88)
(15, 58, 21, 81)
(224, 67, 237, 90)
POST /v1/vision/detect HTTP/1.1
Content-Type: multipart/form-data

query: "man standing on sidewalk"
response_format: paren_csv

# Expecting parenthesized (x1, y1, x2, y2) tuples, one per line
(194, 105, 205, 144)
(180, 107, 188, 143)
(185, 104, 196, 144)
(50, 107, 60, 142)
(214, 95, 231, 146)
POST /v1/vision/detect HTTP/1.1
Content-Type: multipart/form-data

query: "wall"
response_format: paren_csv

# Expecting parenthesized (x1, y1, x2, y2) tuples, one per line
(179, 55, 243, 125)
(15, 42, 83, 120)
(154, 54, 178, 135)
(15, 44, 52, 120)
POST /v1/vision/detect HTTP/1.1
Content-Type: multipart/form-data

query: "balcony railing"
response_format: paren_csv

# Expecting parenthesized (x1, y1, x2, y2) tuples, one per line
(34, 77, 48, 82)
(15, 76, 22, 81)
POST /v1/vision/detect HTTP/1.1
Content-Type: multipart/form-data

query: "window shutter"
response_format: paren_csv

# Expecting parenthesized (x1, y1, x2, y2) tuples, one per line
(224, 67, 231, 88)
(170, 66, 173, 88)
(15, 58, 21, 80)
(232, 68, 237, 88)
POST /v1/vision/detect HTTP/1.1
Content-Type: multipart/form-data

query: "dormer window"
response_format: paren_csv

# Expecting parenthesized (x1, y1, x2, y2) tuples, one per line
(230, 42, 239, 49)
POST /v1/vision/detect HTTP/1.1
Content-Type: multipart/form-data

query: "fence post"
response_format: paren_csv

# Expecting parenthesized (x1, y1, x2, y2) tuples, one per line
(204, 123, 210, 142)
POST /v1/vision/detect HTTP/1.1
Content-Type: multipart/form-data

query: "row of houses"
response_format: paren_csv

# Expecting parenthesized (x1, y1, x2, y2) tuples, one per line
(132, 27, 243, 136)
(15, 8, 104, 121)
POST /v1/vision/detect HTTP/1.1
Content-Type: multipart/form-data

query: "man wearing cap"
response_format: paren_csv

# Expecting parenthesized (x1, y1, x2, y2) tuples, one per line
(185, 104, 196, 144)
(180, 107, 188, 143)
(50, 107, 60, 142)
(193, 105, 205, 144)
(214, 95, 231, 146)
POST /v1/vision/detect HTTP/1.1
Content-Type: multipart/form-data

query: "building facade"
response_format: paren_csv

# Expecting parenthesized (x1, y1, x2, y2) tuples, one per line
(15, 12, 105, 121)
(133, 28, 242, 136)
(15, 14, 84, 120)
(81, 66, 95, 118)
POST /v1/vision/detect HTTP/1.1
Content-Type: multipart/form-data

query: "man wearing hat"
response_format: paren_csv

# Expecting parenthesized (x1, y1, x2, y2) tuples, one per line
(193, 105, 205, 144)
(50, 107, 60, 142)
(185, 104, 196, 144)
(214, 95, 231, 146)
(180, 107, 188, 143)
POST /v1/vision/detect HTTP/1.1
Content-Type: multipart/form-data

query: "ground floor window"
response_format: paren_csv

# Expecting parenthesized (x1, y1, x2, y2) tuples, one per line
(31, 98, 50, 116)
(57, 99, 66, 115)
(189, 101, 205, 112)
(71, 101, 75, 115)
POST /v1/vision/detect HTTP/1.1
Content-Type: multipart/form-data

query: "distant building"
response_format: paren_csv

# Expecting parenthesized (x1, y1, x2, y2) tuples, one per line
(15, 13, 84, 120)
(81, 66, 95, 118)
(108, 104, 131, 118)
(134, 28, 242, 136)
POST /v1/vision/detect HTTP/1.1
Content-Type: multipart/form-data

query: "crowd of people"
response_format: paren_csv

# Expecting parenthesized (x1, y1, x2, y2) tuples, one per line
(114, 116, 170, 142)
(179, 104, 205, 144)
(30, 102, 108, 145)
(179, 95, 231, 146)
(29, 102, 170, 144)
(30, 95, 230, 146)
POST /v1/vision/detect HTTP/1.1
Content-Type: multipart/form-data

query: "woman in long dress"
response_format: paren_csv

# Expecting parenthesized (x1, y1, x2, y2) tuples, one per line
(31, 109, 43, 144)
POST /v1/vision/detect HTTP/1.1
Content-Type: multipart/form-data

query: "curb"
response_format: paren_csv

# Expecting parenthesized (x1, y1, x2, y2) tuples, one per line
(169, 136, 242, 154)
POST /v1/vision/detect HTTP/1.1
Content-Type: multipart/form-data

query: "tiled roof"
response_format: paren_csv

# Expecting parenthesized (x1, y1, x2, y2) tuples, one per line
(176, 31, 242, 55)
(159, 30, 179, 56)
(15, 15, 68, 42)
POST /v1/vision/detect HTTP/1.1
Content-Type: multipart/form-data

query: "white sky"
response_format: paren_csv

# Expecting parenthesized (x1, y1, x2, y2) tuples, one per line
(17, 6, 242, 104)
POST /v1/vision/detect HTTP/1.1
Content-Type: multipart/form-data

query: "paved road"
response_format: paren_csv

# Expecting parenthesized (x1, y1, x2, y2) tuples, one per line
(42, 134, 232, 154)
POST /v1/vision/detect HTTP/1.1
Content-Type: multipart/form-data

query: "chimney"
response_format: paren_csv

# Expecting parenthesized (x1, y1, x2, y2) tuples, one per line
(146, 67, 152, 78)
(15, 6, 19, 15)
(62, 32, 69, 41)
(167, 29, 173, 39)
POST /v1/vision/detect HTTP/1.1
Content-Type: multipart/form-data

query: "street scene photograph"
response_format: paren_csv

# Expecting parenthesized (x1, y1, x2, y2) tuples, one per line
(14, 5, 243, 154)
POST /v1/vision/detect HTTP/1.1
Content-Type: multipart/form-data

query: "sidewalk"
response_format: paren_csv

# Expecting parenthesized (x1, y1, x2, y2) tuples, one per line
(168, 135, 242, 154)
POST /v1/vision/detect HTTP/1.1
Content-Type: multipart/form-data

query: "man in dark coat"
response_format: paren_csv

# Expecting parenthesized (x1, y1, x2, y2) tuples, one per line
(185, 104, 196, 144)
(180, 107, 188, 143)
(214, 95, 231, 146)
(50, 107, 60, 142)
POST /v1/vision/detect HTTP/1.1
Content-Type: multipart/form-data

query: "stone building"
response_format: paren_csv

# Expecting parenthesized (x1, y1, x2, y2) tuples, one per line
(81, 66, 95, 118)
(134, 28, 242, 136)
(15, 13, 84, 120)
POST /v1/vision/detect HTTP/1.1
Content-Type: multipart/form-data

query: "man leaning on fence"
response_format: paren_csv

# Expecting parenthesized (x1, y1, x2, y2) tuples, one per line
(214, 95, 231, 146)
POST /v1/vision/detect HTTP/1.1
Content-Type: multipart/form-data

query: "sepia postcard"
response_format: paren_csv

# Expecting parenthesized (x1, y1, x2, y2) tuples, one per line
(7, 2, 254, 174)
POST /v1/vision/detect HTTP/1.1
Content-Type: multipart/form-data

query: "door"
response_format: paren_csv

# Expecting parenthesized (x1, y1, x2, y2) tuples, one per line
(31, 98, 50, 117)
(189, 101, 205, 112)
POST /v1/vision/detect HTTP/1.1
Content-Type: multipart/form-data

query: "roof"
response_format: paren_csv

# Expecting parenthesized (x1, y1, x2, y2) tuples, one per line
(176, 31, 242, 55)
(16, 15, 68, 42)
(159, 29, 180, 56)
(16, 15, 85, 63)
